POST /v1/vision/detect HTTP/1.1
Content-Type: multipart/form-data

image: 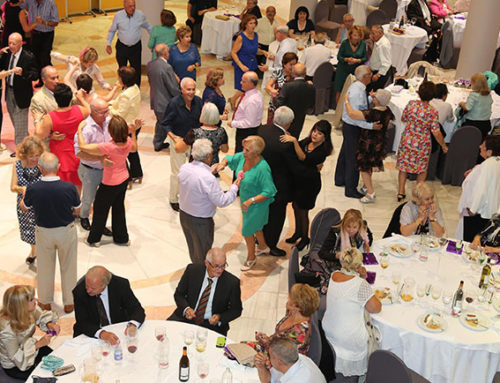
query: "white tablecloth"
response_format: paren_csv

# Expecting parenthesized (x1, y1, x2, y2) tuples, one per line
(449, 14, 500, 49)
(382, 24, 428, 76)
(349, 0, 383, 26)
(28, 320, 259, 382)
(386, 82, 500, 152)
(201, 10, 241, 59)
(368, 236, 500, 383)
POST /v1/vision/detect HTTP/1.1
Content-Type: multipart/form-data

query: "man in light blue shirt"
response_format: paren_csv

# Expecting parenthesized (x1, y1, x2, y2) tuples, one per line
(335, 65, 381, 198)
(106, 0, 152, 86)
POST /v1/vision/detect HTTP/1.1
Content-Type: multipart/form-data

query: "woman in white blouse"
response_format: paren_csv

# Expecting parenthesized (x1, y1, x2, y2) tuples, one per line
(323, 248, 381, 382)
(0, 285, 60, 380)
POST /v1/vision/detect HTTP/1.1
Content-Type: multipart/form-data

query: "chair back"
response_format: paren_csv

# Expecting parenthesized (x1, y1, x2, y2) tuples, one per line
(366, 350, 412, 383)
(492, 47, 500, 77)
(329, 2, 348, 23)
(307, 311, 322, 365)
(310, 208, 341, 254)
(314, 0, 329, 23)
(407, 61, 442, 78)
(288, 247, 300, 291)
(441, 125, 482, 186)
(366, 9, 390, 28)
(383, 202, 407, 238)
(333, 74, 356, 128)
(313, 62, 334, 115)
(378, 0, 398, 19)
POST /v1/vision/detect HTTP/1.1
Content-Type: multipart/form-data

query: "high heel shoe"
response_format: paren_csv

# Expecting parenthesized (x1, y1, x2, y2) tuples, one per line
(285, 233, 301, 244)
(296, 237, 310, 251)
(361, 192, 376, 204)
(397, 193, 406, 202)
(132, 176, 143, 184)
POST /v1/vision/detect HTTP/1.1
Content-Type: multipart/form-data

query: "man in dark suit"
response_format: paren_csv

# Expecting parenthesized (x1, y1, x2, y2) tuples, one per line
(407, 0, 441, 35)
(73, 265, 146, 345)
(258, 106, 301, 257)
(168, 248, 242, 335)
(0, 32, 38, 156)
(147, 43, 180, 152)
(275, 63, 315, 139)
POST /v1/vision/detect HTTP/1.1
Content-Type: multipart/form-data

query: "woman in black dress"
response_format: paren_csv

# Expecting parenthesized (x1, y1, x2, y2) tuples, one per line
(280, 120, 333, 250)
(344, 88, 394, 203)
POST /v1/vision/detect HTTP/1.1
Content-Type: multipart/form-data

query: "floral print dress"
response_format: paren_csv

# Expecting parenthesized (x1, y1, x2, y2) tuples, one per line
(396, 100, 440, 174)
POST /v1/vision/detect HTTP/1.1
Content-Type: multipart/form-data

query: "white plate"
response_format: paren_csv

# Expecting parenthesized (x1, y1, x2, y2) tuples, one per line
(417, 313, 447, 333)
(461, 245, 486, 264)
(374, 287, 394, 305)
(386, 243, 412, 258)
(459, 313, 492, 332)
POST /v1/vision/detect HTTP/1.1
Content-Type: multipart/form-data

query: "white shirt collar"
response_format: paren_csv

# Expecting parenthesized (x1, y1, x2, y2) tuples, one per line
(41, 176, 60, 181)
(274, 123, 287, 134)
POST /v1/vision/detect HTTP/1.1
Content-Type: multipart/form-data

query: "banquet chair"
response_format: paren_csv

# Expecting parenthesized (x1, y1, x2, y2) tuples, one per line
(492, 47, 500, 78)
(439, 20, 460, 69)
(0, 366, 24, 382)
(366, 350, 430, 383)
(309, 208, 341, 254)
(383, 202, 407, 238)
(315, 0, 341, 40)
(366, 10, 390, 28)
(407, 47, 426, 67)
(313, 62, 335, 115)
(288, 247, 299, 291)
(307, 311, 322, 366)
(333, 74, 356, 129)
(327, 0, 348, 24)
(378, 0, 398, 19)
(441, 125, 482, 186)
(407, 61, 444, 79)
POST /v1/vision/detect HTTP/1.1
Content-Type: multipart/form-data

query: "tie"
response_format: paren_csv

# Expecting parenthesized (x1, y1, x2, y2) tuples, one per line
(232, 93, 246, 119)
(194, 278, 213, 325)
(8, 54, 14, 86)
(96, 294, 110, 327)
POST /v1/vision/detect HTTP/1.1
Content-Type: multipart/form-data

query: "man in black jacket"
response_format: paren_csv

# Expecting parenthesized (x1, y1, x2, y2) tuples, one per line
(73, 265, 145, 345)
(168, 248, 242, 335)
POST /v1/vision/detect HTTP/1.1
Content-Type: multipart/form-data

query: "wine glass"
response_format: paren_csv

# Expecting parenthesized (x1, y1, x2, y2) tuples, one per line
(126, 326, 138, 360)
(431, 285, 442, 301)
(197, 360, 210, 379)
(417, 283, 426, 299)
(442, 289, 453, 314)
(155, 326, 166, 342)
(196, 329, 208, 353)
(392, 271, 401, 285)
(184, 330, 194, 346)
(380, 253, 390, 269)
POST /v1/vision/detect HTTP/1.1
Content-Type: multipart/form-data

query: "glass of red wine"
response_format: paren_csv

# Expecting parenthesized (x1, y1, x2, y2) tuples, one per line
(155, 326, 166, 342)
(126, 326, 138, 360)
(197, 359, 209, 379)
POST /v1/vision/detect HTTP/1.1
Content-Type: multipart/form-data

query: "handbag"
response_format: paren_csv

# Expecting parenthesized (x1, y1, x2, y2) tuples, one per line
(224, 343, 257, 367)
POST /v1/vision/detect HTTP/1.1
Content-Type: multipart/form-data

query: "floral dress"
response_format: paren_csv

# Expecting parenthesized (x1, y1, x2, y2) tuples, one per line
(396, 100, 440, 174)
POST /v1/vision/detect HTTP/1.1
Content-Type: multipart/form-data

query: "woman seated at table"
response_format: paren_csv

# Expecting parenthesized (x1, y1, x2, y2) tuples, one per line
(400, 182, 445, 237)
(168, 25, 201, 80)
(430, 83, 454, 126)
(202, 68, 228, 123)
(0, 285, 60, 380)
(148, 9, 177, 60)
(472, 214, 500, 253)
(334, 25, 367, 104)
(344, 89, 394, 203)
(323, 248, 382, 382)
(429, 0, 453, 22)
(458, 72, 493, 140)
(241, 0, 262, 19)
(249, 283, 319, 355)
(287, 6, 315, 39)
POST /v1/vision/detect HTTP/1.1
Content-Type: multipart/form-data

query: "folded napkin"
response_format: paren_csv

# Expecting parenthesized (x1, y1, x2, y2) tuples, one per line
(446, 240, 463, 255)
(363, 253, 378, 265)
(366, 272, 376, 285)
(40, 355, 64, 372)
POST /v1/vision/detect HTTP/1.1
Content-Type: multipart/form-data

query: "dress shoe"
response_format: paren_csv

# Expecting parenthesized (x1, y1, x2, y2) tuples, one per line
(80, 217, 91, 231)
(64, 305, 74, 313)
(154, 142, 170, 152)
(114, 240, 131, 246)
(269, 247, 286, 257)
(285, 233, 301, 244)
(86, 239, 100, 247)
(103, 227, 113, 236)
(10, 152, 16, 158)
(345, 191, 365, 199)
(38, 302, 51, 311)
(357, 186, 368, 196)
(170, 202, 180, 212)
(296, 237, 310, 251)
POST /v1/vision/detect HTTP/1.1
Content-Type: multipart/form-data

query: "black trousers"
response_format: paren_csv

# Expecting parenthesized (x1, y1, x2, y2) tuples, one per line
(153, 110, 166, 151)
(116, 39, 142, 87)
(4, 346, 52, 380)
(235, 126, 259, 153)
(263, 196, 288, 249)
(167, 312, 228, 336)
(88, 179, 129, 244)
(464, 119, 492, 140)
(127, 128, 143, 178)
(32, 30, 53, 77)
(334, 122, 360, 195)
(463, 214, 489, 243)
(367, 71, 389, 92)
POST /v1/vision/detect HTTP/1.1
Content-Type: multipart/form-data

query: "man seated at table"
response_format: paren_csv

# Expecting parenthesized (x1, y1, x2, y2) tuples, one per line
(407, 0, 442, 35)
(186, 0, 217, 45)
(168, 248, 242, 336)
(254, 338, 326, 383)
(267, 25, 298, 70)
(335, 13, 354, 45)
(73, 266, 146, 345)
(300, 32, 331, 81)
(367, 25, 391, 92)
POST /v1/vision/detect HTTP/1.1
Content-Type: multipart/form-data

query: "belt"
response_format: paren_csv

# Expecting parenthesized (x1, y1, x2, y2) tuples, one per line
(81, 163, 102, 171)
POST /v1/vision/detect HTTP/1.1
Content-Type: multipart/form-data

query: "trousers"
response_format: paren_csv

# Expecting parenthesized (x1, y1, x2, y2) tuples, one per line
(334, 122, 360, 195)
(77, 163, 103, 219)
(179, 210, 214, 264)
(168, 136, 189, 203)
(116, 39, 142, 87)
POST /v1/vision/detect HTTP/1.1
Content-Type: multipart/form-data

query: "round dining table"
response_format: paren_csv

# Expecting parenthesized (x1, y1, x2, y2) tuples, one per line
(448, 14, 500, 49)
(367, 235, 500, 383)
(200, 10, 241, 59)
(28, 320, 259, 382)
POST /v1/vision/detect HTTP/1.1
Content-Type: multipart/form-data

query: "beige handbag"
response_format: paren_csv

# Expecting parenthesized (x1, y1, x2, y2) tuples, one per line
(225, 343, 257, 367)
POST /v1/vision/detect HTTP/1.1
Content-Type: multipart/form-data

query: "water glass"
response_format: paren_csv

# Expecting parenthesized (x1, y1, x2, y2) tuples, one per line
(184, 330, 194, 346)
(380, 253, 390, 269)
(392, 271, 401, 285)
(80, 358, 99, 383)
(196, 329, 208, 353)
(198, 360, 210, 379)
(416, 283, 426, 298)
(431, 285, 442, 301)
(155, 326, 166, 342)
(401, 277, 415, 302)
(91, 345, 102, 362)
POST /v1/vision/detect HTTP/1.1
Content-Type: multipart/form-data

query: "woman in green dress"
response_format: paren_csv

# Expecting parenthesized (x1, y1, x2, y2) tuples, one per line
(334, 25, 367, 104)
(217, 136, 277, 271)
(148, 9, 177, 60)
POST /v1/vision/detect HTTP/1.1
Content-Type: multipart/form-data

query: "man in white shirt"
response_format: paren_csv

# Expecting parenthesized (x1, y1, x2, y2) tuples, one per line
(430, 83, 454, 127)
(368, 25, 392, 92)
(178, 139, 240, 264)
(268, 25, 297, 69)
(300, 32, 331, 80)
(255, 338, 326, 383)
(256, 6, 277, 51)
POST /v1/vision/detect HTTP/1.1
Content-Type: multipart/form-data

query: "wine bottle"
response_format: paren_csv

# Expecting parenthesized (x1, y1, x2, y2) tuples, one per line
(399, 15, 405, 28)
(451, 280, 464, 317)
(179, 346, 189, 382)
(479, 258, 492, 288)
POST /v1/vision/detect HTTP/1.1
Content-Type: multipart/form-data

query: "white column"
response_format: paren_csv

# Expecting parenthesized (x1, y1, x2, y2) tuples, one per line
(136, 0, 164, 66)
(289, 0, 317, 22)
(455, 0, 500, 80)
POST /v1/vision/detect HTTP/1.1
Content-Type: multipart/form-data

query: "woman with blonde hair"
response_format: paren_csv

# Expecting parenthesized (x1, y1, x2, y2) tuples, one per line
(10, 136, 45, 265)
(323, 248, 381, 381)
(458, 72, 493, 139)
(216, 135, 277, 271)
(400, 182, 445, 237)
(0, 285, 59, 380)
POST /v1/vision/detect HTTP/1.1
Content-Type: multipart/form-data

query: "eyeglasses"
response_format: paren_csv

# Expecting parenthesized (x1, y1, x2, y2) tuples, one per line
(207, 260, 228, 270)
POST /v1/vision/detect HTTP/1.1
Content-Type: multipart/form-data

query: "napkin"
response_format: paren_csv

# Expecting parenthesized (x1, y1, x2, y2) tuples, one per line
(363, 253, 378, 265)
(366, 272, 376, 285)
(446, 240, 463, 255)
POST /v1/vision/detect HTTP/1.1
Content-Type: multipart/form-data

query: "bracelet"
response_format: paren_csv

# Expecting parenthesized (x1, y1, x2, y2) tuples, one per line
(251, 197, 255, 204)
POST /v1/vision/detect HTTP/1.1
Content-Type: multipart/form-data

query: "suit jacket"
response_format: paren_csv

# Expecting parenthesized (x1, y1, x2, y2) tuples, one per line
(29, 85, 58, 115)
(147, 57, 180, 116)
(275, 78, 315, 139)
(258, 124, 302, 202)
(171, 264, 242, 334)
(72, 275, 146, 338)
(407, 0, 441, 33)
(0, 48, 38, 108)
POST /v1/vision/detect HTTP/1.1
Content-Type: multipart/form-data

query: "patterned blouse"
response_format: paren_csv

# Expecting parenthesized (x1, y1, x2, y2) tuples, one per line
(269, 67, 290, 112)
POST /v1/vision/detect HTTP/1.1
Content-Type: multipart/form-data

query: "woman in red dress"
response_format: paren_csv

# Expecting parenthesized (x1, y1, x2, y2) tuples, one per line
(34, 84, 90, 194)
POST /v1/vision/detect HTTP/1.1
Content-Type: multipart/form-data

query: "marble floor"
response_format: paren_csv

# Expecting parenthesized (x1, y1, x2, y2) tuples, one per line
(0, 0, 463, 352)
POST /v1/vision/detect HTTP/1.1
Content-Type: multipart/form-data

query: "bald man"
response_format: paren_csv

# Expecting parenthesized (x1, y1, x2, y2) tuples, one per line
(275, 63, 315, 139)
(169, 248, 242, 335)
(0, 32, 38, 155)
(73, 266, 145, 344)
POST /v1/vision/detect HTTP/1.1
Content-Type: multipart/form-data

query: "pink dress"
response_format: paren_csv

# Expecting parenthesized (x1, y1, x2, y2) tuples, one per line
(49, 106, 84, 185)
(396, 100, 440, 174)
(98, 138, 133, 186)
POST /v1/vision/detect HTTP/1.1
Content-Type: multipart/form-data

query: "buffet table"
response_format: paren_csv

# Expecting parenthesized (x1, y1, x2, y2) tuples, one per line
(201, 10, 241, 59)
(368, 236, 500, 383)
(28, 320, 259, 382)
